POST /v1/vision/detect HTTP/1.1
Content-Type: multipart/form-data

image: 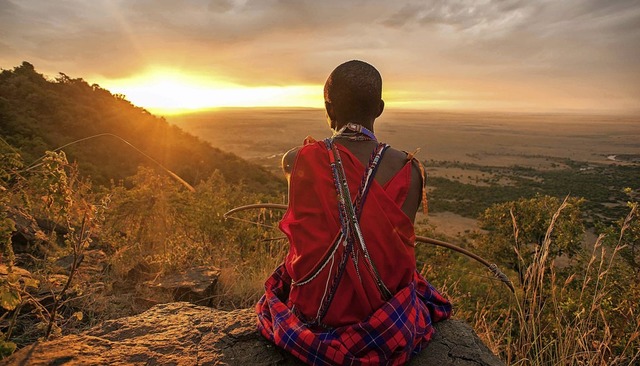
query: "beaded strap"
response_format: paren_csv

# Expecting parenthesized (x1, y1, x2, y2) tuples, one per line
(316, 139, 391, 324)
(291, 138, 392, 326)
(337, 142, 392, 301)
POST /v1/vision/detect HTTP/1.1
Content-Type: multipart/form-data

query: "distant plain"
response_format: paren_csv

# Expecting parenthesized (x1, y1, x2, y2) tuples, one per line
(169, 108, 639, 169)
(169, 108, 640, 236)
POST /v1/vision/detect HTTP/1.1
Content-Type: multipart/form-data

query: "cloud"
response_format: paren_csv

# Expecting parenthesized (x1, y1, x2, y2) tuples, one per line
(0, 0, 638, 112)
(382, 0, 531, 35)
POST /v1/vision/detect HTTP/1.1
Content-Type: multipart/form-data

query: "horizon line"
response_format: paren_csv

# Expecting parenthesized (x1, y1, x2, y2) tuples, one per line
(151, 105, 640, 118)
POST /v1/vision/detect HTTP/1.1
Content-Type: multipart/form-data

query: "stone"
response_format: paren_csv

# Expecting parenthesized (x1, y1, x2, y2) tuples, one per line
(5, 302, 504, 365)
(6, 208, 47, 257)
(412, 320, 504, 365)
(144, 266, 221, 306)
(53, 249, 108, 277)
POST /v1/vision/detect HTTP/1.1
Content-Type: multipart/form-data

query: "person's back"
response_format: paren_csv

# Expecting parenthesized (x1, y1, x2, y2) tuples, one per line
(257, 60, 451, 365)
(285, 138, 424, 219)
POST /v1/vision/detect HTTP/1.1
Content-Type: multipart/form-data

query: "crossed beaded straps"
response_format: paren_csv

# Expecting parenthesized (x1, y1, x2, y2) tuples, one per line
(290, 137, 391, 326)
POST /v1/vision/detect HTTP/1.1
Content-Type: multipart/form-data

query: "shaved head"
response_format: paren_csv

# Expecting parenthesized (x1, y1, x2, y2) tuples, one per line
(324, 60, 383, 123)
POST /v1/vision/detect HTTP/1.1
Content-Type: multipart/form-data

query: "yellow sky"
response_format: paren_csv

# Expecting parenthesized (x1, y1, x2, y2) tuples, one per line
(97, 68, 466, 115)
(1, 1, 639, 115)
(100, 68, 322, 114)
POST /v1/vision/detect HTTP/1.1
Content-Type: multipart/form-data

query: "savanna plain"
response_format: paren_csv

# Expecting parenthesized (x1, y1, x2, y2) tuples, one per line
(170, 108, 640, 235)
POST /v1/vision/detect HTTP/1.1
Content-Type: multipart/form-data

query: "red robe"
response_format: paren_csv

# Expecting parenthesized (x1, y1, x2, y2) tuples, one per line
(256, 138, 452, 365)
(281, 140, 421, 327)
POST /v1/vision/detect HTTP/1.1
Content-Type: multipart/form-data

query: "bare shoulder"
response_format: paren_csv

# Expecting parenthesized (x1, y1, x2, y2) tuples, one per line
(387, 146, 424, 181)
(385, 146, 424, 221)
(376, 146, 406, 172)
(409, 157, 424, 190)
(282, 146, 303, 177)
(403, 149, 425, 193)
(405, 155, 425, 220)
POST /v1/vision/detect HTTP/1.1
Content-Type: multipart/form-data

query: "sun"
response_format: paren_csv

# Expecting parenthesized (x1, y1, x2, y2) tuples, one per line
(97, 68, 322, 115)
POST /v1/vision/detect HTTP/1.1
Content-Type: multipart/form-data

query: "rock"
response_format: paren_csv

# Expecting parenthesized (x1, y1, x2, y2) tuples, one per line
(412, 320, 504, 366)
(4, 302, 504, 366)
(6, 208, 47, 257)
(125, 261, 156, 283)
(53, 249, 108, 278)
(112, 261, 158, 292)
(144, 266, 221, 306)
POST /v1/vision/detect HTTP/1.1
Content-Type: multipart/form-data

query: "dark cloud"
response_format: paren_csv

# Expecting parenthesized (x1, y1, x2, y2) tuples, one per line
(382, 0, 532, 31)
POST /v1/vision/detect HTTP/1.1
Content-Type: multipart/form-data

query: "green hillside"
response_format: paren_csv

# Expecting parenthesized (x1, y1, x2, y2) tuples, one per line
(0, 62, 284, 193)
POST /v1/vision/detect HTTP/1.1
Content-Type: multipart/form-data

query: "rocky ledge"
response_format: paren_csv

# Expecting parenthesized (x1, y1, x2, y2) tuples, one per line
(4, 302, 503, 365)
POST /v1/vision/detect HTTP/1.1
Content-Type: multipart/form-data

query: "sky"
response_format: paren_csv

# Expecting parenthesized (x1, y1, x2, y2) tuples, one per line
(1, 0, 639, 114)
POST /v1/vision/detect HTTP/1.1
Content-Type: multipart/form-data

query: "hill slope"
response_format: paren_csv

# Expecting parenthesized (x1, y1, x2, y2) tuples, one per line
(0, 62, 284, 193)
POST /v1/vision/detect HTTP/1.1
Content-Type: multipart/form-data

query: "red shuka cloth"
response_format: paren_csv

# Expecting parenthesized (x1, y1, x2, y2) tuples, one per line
(280, 140, 420, 327)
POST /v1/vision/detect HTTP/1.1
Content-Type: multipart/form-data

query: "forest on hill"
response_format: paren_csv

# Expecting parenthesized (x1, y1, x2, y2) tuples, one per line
(0, 63, 639, 365)
(0, 62, 284, 194)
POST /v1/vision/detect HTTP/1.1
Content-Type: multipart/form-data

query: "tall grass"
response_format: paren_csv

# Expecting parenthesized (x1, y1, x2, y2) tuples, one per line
(472, 199, 640, 365)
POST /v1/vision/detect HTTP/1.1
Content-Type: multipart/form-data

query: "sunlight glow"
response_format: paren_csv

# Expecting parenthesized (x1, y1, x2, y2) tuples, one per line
(96, 68, 486, 115)
(98, 68, 323, 115)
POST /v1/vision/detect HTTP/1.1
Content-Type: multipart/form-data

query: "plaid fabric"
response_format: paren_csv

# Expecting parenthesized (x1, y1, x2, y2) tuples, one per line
(256, 264, 452, 366)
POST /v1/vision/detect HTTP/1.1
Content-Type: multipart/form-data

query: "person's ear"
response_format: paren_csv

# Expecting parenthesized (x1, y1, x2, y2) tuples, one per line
(325, 101, 337, 130)
(376, 99, 385, 118)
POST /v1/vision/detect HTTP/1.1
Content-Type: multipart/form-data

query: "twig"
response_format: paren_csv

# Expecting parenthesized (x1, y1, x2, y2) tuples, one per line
(44, 211, 87, 339)
(23, 133, 195, 192)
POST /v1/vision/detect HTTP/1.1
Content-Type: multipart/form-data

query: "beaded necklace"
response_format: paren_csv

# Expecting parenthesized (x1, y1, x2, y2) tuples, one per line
(333, 123, 377, 141)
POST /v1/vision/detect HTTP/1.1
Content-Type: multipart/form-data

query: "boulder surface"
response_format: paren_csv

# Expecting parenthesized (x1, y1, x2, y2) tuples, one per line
(4, 302, 504, 365)
(144, 266, 221, 306)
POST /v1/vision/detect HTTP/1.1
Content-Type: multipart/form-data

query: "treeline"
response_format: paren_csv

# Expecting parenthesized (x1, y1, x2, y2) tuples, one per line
(0, 62, 285, 194)
(426, 159, 639, 223)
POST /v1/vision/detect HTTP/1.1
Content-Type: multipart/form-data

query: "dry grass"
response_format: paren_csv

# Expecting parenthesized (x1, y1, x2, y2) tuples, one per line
(213, 237, 288, 309)
(465, 200, 640, 366)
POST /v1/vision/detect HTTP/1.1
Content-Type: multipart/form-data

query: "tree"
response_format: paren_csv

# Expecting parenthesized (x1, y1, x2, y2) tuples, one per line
(477, 194, 584, 285)
(602, 188, 640, 279)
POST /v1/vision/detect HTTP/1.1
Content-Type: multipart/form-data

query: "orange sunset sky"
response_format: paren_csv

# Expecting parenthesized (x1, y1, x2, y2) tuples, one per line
(1, 0, 639, 115)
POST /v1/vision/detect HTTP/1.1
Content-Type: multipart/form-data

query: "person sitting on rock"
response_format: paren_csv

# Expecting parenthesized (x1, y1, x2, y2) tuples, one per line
(256, 60, 452, 365)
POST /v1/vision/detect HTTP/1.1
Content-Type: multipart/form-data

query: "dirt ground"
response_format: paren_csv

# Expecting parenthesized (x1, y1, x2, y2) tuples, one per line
(416, 211, 480, 238)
